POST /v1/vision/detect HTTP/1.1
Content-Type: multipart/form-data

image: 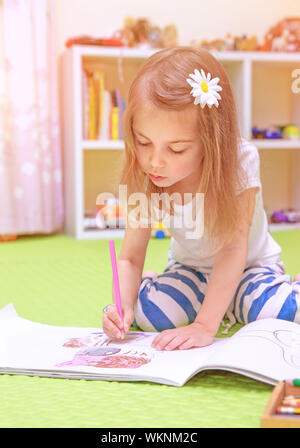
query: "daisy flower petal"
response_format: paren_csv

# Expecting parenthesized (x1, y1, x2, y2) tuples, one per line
(200, 69, 206, 80)
(186, 68, 222, 109)
(208, 77, 220, 86)
(200, 95, 207, 109)
(194, 68, 201, 80)
(186, 79, 199, 89)
(189, 71, 202, 83)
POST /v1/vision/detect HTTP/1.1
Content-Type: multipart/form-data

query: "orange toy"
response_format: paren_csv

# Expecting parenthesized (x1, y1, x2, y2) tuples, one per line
(0, 234, 18, 242)
(96, 196, 126, 229)
(260, 17, 300, 52)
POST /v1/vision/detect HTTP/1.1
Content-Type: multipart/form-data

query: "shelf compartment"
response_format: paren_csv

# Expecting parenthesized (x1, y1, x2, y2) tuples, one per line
(82, 140, 124, 150)
(252, 139, 300, 149)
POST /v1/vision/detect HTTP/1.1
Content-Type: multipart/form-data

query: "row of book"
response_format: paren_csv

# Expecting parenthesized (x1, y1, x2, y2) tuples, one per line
(82, 69, 126, 141)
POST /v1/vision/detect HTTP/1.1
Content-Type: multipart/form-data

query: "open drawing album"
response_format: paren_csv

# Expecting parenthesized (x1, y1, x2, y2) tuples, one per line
(0, 304, 300, 387)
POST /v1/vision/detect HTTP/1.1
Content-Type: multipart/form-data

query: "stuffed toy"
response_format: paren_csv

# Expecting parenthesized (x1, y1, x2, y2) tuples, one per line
(260, 17, 300, 52)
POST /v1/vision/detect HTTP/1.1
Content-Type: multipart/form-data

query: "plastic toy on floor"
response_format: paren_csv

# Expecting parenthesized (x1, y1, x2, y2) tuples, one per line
(0, 234, 18, 242)
(151, 221, 170, 238)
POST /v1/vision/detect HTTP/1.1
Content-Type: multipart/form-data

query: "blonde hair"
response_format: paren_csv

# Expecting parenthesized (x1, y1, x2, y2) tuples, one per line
(120, 46, 248, 252)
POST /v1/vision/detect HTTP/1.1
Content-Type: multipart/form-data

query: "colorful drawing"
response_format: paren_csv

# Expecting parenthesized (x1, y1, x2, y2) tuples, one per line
(62, 332, 106, 348)
(56, 347, 151, 369)
(57, 331, 154, 369)
(62, 331, 151, 349)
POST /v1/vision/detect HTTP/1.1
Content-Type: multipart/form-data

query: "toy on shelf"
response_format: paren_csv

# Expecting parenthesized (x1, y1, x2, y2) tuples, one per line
(97, 196, 126, 229)
(191, 33, 259, 52)
(67, 17, 179, 50)
(0, 234, 18, 242)
(115, 16, 178, 49)
(260, 17, 300, 52)
(252, 124, 300, 140)
(65, 36, 125, 48)
(252, 125, 282, 139)
(84, 193, 126, 230)
(151, 221, 170, 239)
(191, 17, 300, 53)
(282, 124, 300, 140)
(270, 208, 300, 224)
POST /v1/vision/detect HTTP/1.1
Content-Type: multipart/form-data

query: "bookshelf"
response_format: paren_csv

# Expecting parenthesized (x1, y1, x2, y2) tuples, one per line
(61, 46, 300, 239)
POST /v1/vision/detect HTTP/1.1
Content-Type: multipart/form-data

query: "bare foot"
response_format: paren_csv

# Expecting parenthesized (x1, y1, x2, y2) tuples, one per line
(294, 273, 300, 282)
(142, 270, 158, 280)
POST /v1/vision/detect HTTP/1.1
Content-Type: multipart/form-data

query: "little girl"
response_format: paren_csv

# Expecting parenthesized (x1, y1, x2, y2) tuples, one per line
(102, 46, 300, 351)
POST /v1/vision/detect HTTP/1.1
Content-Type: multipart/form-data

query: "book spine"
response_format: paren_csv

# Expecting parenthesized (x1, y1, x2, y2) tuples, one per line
(120, 97, 126, 140)
(83, 70, 125, 141)
(88, 72, 96, 140)
(93, 73, 99, 139)
(82, 70, 89, 140)
(95, 70, 105, 140)
(111, 106, 119, 140)
(102, 90, 112, 141)
(115, 88, 122, 140)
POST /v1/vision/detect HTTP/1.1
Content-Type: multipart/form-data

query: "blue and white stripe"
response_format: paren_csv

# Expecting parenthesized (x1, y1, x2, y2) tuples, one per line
(134, 261, 300, 332)
(134, 263, 207, 332)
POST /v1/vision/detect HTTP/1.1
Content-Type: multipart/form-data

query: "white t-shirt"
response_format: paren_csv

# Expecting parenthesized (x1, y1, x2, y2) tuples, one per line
(155, 138, 282, 274)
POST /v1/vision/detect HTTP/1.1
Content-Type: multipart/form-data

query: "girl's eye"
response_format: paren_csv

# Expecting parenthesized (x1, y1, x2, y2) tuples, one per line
(169, 147, 184, 154)
(137, 140, 150, 147)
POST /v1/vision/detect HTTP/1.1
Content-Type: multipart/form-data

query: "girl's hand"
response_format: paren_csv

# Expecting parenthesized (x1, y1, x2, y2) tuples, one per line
(102, 303, 134, 339)
(151, 322, 215, 351)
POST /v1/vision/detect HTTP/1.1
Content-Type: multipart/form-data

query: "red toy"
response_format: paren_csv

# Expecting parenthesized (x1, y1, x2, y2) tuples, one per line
(0, 234, 18, 242)
(65, 36, 125, 48)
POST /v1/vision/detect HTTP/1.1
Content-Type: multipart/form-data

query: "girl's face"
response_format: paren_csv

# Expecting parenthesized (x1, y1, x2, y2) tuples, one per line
(132, 105, 203, 193)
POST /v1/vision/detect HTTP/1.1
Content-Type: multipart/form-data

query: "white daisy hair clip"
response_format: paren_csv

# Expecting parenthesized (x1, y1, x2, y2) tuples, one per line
(186, 68, 222, 109)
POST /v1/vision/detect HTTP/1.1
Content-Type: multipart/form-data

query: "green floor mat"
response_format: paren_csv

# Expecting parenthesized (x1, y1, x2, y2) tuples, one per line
(1, 230, 300, 428)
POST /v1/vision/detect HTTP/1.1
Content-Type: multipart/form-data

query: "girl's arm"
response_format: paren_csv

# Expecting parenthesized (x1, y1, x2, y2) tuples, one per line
(115, 224, 152, 308)
(103, 224, 152, 338)
(196, 187, 258, 334)
(151, 187, 258, 350)
(194, 233, 248, 335)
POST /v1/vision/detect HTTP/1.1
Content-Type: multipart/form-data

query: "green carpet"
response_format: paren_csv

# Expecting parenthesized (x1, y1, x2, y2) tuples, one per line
(0, 230, 299, 428)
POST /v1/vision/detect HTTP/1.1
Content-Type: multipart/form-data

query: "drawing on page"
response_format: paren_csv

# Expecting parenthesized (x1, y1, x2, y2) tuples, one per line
(56, 346, 152, 369)
(235, 329, 300, 368)
(62, 331, 152, 349)
(57, 332, 154, 369)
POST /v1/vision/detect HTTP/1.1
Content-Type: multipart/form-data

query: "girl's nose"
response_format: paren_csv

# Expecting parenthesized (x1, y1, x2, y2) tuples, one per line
(150, 151, 165, 170)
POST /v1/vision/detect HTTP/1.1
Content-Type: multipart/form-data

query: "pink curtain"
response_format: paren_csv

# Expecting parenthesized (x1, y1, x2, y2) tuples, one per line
(0, 0, 63, 235)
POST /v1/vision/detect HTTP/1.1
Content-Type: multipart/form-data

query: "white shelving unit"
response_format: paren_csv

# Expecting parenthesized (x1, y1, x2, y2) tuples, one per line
(61, 46, 300, 239)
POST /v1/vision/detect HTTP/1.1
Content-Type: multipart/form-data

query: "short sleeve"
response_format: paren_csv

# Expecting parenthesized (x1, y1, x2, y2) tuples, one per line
(236, 138, 262, 195)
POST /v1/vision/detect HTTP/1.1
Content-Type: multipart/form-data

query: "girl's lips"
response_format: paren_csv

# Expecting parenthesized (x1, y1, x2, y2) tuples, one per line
(149, 173, 167, 181)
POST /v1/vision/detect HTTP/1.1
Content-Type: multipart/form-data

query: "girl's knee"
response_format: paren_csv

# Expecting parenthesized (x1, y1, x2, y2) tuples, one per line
(234, 273, 300, 324)
(134, 274, 202, 332)
(142, 270, 158, 280)
(294, 273, 300, 282)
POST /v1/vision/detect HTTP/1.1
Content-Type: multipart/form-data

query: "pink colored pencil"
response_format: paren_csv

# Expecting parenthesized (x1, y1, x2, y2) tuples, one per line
(109, 240, 124, 337)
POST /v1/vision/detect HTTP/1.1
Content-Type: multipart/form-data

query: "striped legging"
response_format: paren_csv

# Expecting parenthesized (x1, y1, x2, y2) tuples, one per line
(133, 261, 300, 332)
